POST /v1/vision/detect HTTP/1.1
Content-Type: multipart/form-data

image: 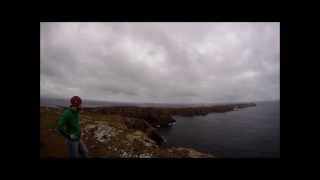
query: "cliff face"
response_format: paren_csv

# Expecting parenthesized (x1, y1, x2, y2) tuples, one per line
(40, 107, 213, 158)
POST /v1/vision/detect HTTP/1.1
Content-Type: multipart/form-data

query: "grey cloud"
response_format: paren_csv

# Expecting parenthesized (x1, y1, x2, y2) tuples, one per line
(40, 22, 280, 103)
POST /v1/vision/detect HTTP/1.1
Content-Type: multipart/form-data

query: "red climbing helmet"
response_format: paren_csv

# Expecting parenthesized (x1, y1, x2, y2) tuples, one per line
(70, 96, 82, 107)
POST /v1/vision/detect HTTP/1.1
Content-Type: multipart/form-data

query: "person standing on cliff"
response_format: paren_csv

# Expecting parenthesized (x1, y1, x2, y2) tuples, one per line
(57, 96, 88, 158)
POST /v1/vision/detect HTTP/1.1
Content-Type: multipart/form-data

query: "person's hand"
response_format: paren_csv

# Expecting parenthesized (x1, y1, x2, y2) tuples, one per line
(69, 134, 77, 140)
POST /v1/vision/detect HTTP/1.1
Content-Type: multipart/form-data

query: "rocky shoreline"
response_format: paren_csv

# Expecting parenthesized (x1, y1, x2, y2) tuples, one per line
(40, 103, 255, 158)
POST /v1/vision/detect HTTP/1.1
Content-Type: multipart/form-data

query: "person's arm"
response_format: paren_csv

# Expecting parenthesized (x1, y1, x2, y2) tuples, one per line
(57, 110, 70, 139)
(70, 118, 81, 140)
(74, 125, 81, 139)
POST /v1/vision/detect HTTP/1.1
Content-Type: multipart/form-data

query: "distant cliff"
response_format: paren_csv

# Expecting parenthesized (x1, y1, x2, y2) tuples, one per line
(82, 102, 256, 128)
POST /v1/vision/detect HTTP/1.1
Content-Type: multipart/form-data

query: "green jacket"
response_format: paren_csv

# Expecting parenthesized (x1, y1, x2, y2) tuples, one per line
(57, 107, 81, 140)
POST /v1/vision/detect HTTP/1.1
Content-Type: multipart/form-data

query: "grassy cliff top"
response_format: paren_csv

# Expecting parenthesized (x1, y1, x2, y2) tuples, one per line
(40, 107, 214, 158)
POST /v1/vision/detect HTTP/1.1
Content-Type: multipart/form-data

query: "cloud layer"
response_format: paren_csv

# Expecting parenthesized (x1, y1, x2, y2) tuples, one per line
(40, 22, 280, 103)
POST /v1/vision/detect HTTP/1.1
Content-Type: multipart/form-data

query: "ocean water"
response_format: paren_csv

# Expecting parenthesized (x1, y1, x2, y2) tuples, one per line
(157, 101, 280, 158)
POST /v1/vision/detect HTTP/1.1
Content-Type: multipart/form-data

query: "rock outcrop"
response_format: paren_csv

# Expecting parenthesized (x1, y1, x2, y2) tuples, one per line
(123, 117, 164, 145)
(167, 148, 214, 158)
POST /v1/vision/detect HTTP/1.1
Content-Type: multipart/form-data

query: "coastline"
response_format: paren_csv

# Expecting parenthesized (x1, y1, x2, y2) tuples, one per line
(40, 103, 255, 158)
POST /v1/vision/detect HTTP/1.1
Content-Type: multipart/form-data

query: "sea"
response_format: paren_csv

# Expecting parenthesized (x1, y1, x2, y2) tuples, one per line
(157, 101, 280, 158)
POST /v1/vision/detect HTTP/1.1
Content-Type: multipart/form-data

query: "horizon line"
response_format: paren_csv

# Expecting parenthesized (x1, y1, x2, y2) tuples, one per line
(40, 96, 279, 105)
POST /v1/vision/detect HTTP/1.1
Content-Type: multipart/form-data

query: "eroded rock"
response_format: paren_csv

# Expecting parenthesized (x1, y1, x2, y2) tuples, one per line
(93, 123, 118, 143)
(124, 117, 164, 145)
(169, 147, 214, 158)
(126, 130, 157, 148)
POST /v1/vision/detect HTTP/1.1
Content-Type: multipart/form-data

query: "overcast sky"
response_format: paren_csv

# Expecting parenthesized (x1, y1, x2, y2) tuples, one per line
(40, 22, 279, 104)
